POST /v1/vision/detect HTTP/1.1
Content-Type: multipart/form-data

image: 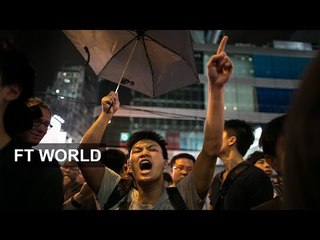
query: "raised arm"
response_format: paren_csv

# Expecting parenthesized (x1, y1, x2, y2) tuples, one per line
(78, 91, 120, 194)
(193, 36, 233, 198)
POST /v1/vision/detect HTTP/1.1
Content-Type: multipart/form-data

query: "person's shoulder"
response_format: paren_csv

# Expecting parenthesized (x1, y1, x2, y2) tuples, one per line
(214, 170, 224, 180)
(0, 140, 35, 166)
(0, 139, 26, 155)
(241, 165, 273, 189)
(233, 164, 268, 184)
(244, 164, 267, 177)
(253, 196, 283, 210)
(0, 140, 15, 157)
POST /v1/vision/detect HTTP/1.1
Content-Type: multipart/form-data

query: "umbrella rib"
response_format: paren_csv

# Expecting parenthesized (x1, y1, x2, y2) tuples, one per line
(101, 34, 138, 80)
(144, 32, 199, 80)
(144, 33, 187, 60)
(114, 38, 139, 93)
(140, 37, 155, 97)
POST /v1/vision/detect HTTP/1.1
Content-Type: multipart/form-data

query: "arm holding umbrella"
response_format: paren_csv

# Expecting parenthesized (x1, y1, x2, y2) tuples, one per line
(78, 91, 120, 195)
(192, 36, 233, 199)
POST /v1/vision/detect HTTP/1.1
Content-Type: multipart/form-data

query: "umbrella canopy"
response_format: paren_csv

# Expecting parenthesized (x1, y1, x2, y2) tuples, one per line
(63, 30, 200, 97)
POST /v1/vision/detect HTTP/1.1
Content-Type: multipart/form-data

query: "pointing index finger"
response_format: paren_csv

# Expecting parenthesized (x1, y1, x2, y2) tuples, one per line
(216, 36, 228, 54)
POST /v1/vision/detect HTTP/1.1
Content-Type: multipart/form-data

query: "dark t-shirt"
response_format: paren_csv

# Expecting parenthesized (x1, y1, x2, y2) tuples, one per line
(0, 140, 63, 210)
(209, 162, 273, 210)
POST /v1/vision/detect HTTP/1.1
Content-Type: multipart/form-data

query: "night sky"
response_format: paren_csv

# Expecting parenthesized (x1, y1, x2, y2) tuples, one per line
(1, 31, 96, 93)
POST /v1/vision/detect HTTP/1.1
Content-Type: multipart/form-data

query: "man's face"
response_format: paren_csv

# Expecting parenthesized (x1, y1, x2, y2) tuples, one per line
(171, 158, 194, 186)
(254, 158, 273, 176)
(16, 106, 51, 146)
(129, 139, 166, 184)
(219, 131, 232, 156)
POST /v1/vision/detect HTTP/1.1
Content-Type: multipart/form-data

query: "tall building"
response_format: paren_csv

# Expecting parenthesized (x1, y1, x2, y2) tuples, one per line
(45, 65, 98, 143)
(200, 39, 314, 156)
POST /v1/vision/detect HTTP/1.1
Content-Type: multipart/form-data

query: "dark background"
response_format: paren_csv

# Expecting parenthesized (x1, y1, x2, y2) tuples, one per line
(0, 31, 95, 94)
(2, 30, 320, 95)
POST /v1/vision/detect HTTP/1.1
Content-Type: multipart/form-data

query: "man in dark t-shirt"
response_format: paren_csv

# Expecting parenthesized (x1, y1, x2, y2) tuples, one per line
(208, 120, 273, 210)
(209, 161, 273, 210)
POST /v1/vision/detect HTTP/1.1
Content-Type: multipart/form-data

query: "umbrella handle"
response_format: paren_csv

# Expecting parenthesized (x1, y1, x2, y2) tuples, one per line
(106, 103, 113, 114)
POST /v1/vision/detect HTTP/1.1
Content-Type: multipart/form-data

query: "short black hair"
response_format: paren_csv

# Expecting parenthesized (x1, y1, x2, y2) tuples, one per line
(0, 37, 35, 101)
(163, 172, 173, 183)
(224, 119, 255, 156)
(127, 130, 168, 160)
(170, 153, 195, 167)
(246, 151, 265, 165)
(1, 38, 35, 136)
(259, 114, 286, 157)
(100, 149, 127, 174)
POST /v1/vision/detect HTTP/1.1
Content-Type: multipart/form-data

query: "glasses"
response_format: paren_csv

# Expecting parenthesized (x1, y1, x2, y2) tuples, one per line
(33, 119, 53, 130)
(173, 166, 193, 173)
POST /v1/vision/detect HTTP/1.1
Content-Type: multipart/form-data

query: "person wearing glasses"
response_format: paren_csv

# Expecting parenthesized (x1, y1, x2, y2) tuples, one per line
(14, 97, 53, 146)
(169, 153, 195, 187)
(10, 98, 63, 210)
(0, 38, 63, 210)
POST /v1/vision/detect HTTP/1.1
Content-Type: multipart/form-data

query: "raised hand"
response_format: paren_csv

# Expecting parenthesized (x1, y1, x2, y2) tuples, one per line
(101, 91, 120, 115)
(207, 36, 233, 88)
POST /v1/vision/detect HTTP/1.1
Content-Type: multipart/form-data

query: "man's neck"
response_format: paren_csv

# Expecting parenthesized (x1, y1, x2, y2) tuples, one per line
(220, 151, 244, 172)
(136, 181, 165, 206)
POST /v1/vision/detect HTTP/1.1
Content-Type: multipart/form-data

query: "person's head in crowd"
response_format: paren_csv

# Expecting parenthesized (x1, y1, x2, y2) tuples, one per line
(61, 161, 84, 201)
(0, 37, 35, 141)
(170, 153, 195, 186)
(100, 148, 127, 175)
(0, 38, 34, 102)
(127, 130, 168, 185)
(14, 98, 52, 146)
(259, 114, 286, 175)
(246, 150, 273, 177)
(61, 161, 81, 183)
(163, 172, 173, 187)
(284, 53, 320, 209)
(219, 119, 255, 158)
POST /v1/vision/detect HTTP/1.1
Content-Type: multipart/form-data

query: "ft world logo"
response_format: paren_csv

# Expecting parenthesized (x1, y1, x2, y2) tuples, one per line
(14, 144, 101, 163)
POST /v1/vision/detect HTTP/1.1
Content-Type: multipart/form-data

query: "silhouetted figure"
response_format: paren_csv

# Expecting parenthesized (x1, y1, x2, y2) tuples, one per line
(254, 114, 286, 210)
(284, 53, 320, 209)
(0, 38, 63, 210)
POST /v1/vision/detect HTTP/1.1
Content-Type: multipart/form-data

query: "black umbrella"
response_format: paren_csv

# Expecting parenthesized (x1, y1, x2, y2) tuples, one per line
(63, 30, 199, 98)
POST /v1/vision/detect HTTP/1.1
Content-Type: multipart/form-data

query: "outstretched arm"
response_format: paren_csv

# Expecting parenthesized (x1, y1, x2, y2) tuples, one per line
(78, 91, 120, 194)
(193, 36, 233, 198)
